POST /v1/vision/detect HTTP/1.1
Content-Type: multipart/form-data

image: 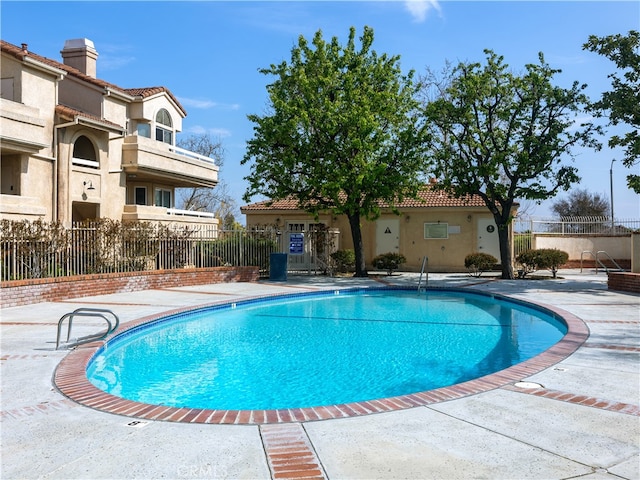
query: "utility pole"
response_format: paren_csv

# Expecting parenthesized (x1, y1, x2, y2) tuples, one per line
(610, 159, 615, 230)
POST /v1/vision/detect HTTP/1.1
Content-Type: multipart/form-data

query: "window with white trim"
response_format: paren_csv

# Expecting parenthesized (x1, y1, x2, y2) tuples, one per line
(155, 109, 173, 145)
(72, 135, 99, 168)
(154, 188, 172, 208)
(424, 223, 449, 239)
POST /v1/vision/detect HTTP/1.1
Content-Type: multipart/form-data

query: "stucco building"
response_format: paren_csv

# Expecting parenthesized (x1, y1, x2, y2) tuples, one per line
(241, 185, 512, 272)
(1, 38, 218, 227)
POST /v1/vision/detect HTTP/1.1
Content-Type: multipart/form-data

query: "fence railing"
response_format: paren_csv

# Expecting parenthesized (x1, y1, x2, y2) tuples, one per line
(0, 220, 281, 282)
(512, 216, 639, 260)
(0, 220, 341, 282)
(514, 217, 639, 236)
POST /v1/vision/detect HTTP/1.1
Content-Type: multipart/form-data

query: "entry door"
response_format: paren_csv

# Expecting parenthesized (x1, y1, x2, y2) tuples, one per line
(477, 218, 501, 261)
(376, 219, 399, 256)
(286, 222, 308, 270)
(286, 222, 325, 271)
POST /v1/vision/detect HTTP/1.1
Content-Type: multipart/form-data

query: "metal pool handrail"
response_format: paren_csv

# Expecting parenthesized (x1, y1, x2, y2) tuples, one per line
(417, 256, 428, 292)
(56, 308, 119, 349)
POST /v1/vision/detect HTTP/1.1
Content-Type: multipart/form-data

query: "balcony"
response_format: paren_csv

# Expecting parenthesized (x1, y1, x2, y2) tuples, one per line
(0, 99, 48, 154)
(121, 135, 219, 188)
(122, 205, 219, 228)
(0, 194, 47, 220)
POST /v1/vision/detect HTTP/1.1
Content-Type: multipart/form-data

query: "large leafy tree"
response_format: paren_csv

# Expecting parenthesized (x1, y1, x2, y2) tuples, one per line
(583, 30, 640, 193)
(422, 50, 600, 279)
(242, 26, 428, 276)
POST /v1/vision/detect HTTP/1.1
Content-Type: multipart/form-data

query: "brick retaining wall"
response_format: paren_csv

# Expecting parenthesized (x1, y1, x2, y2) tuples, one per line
(0, 267, 259, 308)
(607, 272, 640, 294)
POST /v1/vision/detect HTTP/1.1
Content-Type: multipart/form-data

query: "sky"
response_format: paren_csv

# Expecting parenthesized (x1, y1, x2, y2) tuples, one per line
(2, 0, 639, 222)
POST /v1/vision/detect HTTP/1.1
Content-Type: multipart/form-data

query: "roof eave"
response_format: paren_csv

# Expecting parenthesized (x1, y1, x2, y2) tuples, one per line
(22, 56, 66, 80)
(105, 87, 135, 102)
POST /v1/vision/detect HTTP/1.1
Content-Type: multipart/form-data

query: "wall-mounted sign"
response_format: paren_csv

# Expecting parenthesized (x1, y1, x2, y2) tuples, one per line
(289, 233, 304, 255)
(424, 223, 449, 239)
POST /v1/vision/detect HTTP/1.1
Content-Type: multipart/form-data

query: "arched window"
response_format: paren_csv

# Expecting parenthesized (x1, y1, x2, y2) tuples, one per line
(72, 135, 99, 168)
(155, 109, 173, 145)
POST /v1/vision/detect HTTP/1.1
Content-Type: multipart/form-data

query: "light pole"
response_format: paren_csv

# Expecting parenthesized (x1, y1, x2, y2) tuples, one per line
(610, 159, 615, 230)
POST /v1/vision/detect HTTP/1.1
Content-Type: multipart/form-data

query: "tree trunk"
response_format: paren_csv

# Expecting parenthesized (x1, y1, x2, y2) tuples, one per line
(347, 212, 368, 277)
(495, 216, 514, 279)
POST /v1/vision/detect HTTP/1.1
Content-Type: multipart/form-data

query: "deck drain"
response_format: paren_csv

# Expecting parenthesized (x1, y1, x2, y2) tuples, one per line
(125, 420, 149, 428)
(514, 381, 544, 389)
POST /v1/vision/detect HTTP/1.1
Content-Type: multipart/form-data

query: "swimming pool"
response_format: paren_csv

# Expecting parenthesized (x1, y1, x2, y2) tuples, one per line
(86, 288, 567, 411)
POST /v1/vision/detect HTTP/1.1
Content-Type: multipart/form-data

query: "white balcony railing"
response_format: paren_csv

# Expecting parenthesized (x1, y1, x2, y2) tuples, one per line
(122, 205, 218, 226)
(168, 145, 218, 166)
(167, 208, 216, 218)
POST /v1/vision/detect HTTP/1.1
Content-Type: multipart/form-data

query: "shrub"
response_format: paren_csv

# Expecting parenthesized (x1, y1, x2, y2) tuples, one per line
(330, 249, 356, 274)
(515, 248, 569, 278)
(372, 252, 406, 276)
(464, 252, 498, 277)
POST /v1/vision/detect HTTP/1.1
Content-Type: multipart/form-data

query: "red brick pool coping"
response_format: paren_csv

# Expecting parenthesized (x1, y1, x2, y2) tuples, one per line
(54, 289, 590, 425)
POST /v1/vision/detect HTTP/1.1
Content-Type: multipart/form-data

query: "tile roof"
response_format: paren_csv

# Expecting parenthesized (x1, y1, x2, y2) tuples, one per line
(124, 87, 186, 117)
(55, 105, 125, 131)
(241, 185, 488, 211)
(0, 40, 186, 116)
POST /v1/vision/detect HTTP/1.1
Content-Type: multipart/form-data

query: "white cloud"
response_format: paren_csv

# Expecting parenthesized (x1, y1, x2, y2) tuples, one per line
(568, 114, 595, 132)
(96, 42, 136, 71)
(545, 54, 588, 66)
(179, 98, 217, 109)
(99, 55, 136, 71)
(209, 127, 232, 138)
(186, 126, 232, 138)
(179, 97, 241, 110)
(404, 0, 441, 23)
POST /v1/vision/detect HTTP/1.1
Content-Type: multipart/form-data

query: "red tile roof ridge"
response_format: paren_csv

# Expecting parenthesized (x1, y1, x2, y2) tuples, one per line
(55, 104, 125, 131)
(241, 186, 488, 211)
(1, 40, 185, 116)
(124, 87, 186, 115)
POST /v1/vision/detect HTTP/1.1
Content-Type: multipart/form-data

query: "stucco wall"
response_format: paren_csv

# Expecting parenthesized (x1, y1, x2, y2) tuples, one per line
(1, 54, 58, 221)
(245, 207, 500, 272)
(534, 235, 630, 261)
(136, 95, 184, 132)
(103, 95, 128, 127)
(1, 54, 23, 101)
(58, 78, 102, 118)
(395, 210, 497, 271)
(632, 233, 640, 273)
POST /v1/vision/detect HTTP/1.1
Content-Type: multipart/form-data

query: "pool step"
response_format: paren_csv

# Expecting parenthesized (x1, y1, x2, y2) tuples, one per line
(260, 423, 327, 480)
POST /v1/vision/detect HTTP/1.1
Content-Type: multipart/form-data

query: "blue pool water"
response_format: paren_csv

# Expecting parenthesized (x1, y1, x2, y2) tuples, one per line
(87, 288, 567, 410)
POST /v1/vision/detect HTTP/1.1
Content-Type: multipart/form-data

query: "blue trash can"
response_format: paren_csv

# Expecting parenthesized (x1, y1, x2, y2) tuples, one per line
(269, 253, 288, 281)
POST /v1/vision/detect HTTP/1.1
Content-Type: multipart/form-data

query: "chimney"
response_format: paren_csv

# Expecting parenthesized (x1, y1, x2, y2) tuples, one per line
(61, 38, 98, 77)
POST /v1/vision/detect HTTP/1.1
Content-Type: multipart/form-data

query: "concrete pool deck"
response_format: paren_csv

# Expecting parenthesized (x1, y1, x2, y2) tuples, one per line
(1, 270, 638, 479)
